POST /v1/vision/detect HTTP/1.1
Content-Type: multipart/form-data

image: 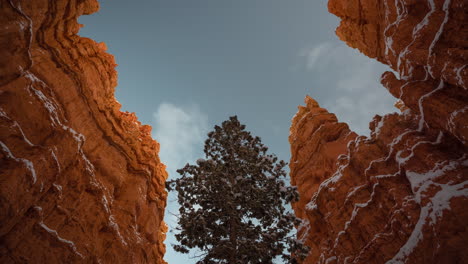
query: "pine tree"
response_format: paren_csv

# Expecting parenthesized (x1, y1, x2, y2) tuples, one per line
(166, 116, 308, 263)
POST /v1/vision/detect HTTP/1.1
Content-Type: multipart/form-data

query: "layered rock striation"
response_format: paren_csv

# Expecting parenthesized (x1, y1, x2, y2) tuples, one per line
(0, 0, 167, 263)
(291, 0, 467, 263)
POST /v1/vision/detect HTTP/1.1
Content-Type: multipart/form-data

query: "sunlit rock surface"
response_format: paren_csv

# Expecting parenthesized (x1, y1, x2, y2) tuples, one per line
(0, 1, 167, 263)
(290, 0, 468, 263)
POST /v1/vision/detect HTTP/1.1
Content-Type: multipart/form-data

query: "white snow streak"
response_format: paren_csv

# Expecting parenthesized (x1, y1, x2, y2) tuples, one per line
(33, 206, 83, 258)
(446, 106, 468, 144)
(0, 141, 37, 183)
(39, 222, 84, 258)
(387, 180, 468, 264)
(417, 80, 444, 131)
(455, 64, 466, 88)
(427, 0, 451, 78)
(395, 131, 443, 166)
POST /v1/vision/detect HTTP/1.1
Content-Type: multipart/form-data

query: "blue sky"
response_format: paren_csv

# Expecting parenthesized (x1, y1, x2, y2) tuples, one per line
(79, 1, 396, 262)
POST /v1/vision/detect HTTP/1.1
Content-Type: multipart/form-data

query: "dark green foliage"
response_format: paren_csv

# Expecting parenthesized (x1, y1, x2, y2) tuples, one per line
(166, 116, 309, 264)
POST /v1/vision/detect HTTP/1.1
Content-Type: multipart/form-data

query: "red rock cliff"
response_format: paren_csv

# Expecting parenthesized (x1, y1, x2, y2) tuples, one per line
(290, 0, 468, 263)
(0, 0, 167, 263)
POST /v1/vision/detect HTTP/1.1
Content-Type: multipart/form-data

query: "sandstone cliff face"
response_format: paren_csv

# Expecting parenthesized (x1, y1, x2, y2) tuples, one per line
(291, 0, 468, 263)
(0, 1, 167, 263)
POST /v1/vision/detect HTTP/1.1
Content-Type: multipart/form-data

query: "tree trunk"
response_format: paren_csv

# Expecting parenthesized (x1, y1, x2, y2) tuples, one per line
(228, 170, 237, 264)
(229, 215, 237, 264)
(228, 146, 237, 264)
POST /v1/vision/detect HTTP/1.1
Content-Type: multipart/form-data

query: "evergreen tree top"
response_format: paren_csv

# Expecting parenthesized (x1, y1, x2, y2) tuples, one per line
(167, 116, 308, 263)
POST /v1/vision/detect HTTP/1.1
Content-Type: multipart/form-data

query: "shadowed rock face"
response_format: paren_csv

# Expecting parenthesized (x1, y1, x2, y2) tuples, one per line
(0, 1, 167, 263)
(290, 0, 467, 263)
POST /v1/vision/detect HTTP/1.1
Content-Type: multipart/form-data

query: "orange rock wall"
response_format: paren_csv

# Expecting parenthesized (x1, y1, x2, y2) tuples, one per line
(291, 0, 467, 263)
(0, 0, 167, 263)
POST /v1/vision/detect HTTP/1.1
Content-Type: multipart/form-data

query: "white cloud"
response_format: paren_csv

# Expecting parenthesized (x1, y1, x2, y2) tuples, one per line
(153, 102, 209, 175)
(153, 103, 209, 262)
(152, 102, 209, 229)
(302, 42, 331, 70)
(301, 42, 397, 135)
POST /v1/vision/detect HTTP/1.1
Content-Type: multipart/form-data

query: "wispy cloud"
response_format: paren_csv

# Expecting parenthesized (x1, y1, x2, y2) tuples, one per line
(152, 103, 209, 227)
(302, 42, 331, 70)
(301, 42, 397, 135)
(153, 102, 209, 175)
(152, 102, 209, 262)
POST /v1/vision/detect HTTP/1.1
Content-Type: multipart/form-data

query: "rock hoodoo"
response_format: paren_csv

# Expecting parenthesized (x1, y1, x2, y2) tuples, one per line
(290, 0, 467, 263)
(0, 0, 167, 263)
